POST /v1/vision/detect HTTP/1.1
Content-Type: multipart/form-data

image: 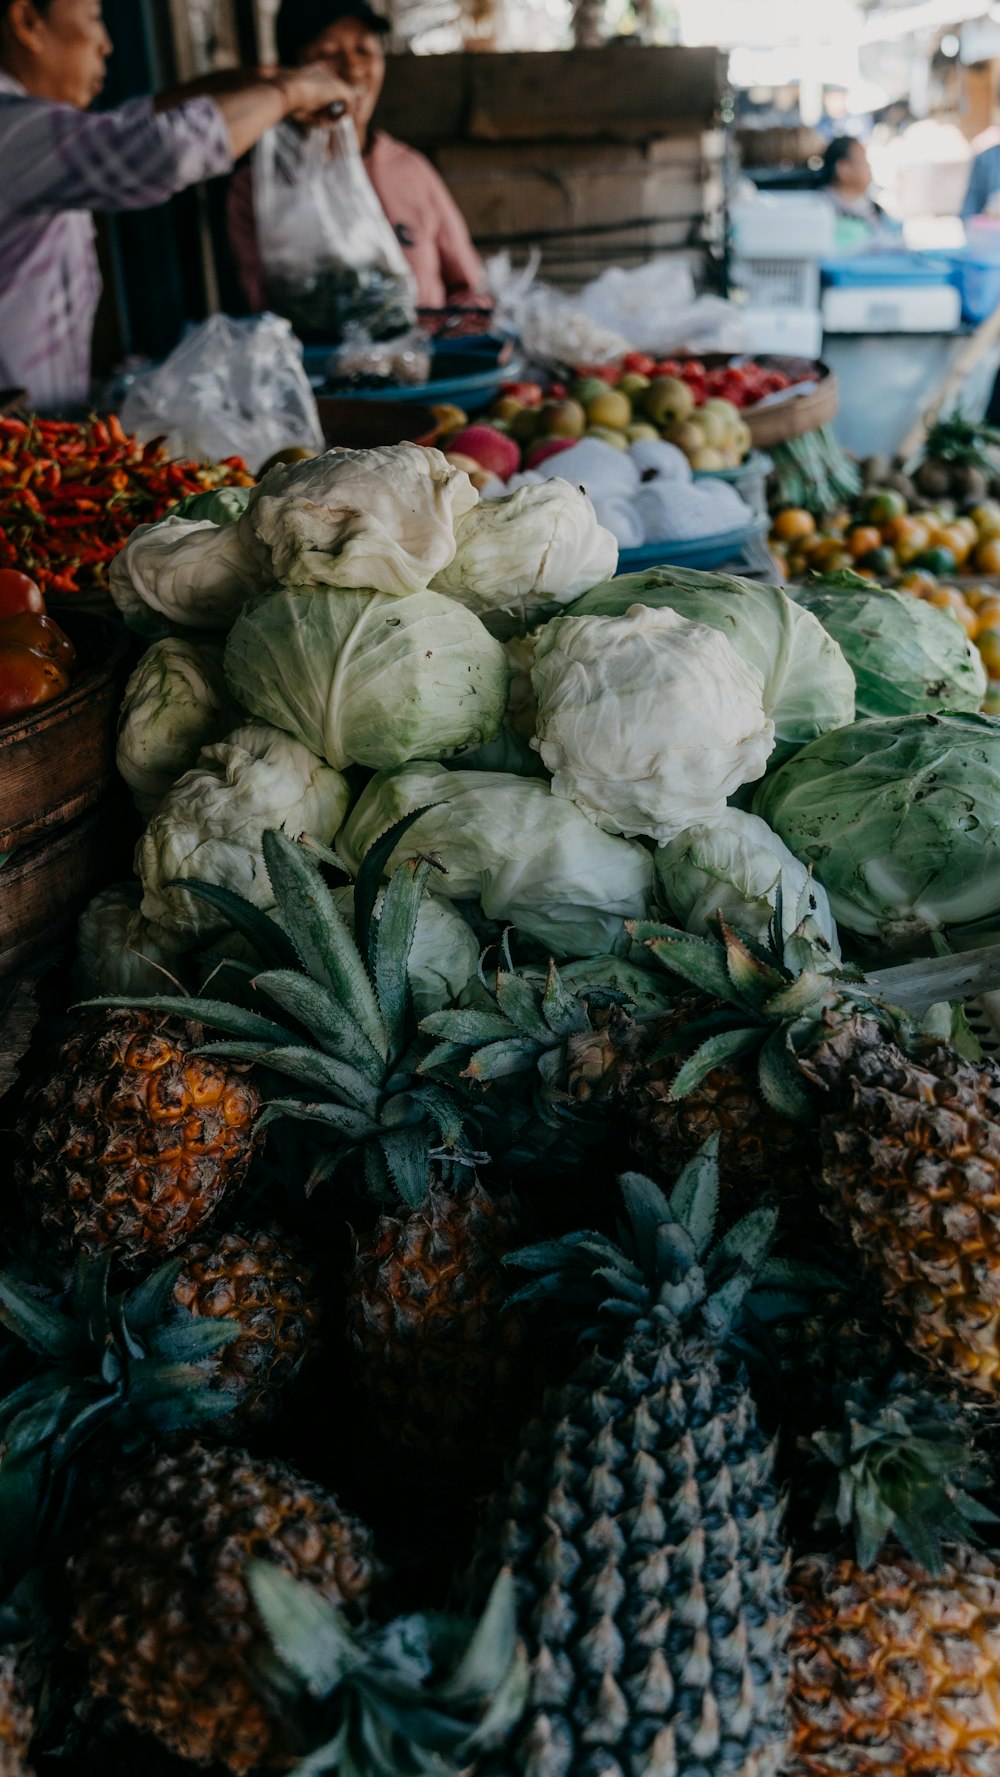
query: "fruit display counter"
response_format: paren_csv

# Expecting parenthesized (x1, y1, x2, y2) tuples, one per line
(5, 440, 1000, 1777)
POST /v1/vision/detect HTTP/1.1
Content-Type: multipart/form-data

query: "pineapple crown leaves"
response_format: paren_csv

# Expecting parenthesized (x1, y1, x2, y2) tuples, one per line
(247, 1563, 528, 1777)
(0, 1257, 240, 1574)
(625, 909, 891, 1123)
(809, 1373, 999, 1575)
(418, 932, 620, 1090)
(81, 816, 480, 1209)
(508, 1136, 779, 1349)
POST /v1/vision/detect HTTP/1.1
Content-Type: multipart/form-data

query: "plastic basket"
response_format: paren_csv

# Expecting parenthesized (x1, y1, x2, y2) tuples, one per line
(949, 254, 1000, 325)
(734, 259, 820, 311)
(693, 451, 773, 520)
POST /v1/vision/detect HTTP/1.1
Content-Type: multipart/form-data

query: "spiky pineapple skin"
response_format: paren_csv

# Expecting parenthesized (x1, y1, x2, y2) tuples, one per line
(475, 1319, 791, 1777)
(0, 1655, 33, 1777)
(71, 1443, 381, 1775)
(172, 1225, 322, 1428)
(568, 999, 811, 1205)
(811, 1017, 1000, 1397)
(346, 1180, 527, 1468)
(17, 1013, 259, 1266)
(788, 1548, 1000, 1775)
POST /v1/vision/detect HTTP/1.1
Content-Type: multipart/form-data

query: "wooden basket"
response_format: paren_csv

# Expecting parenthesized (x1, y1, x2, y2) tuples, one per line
(0, 613, 132, 855)
(0, 806, 112, 978)
(695, 354, 839, 449)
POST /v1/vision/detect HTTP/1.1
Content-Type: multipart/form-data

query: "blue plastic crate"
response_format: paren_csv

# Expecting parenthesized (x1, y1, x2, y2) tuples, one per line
(820, 253, 954, 287)
(949, 253, 1000, 324)
(616, 517, 769, 574)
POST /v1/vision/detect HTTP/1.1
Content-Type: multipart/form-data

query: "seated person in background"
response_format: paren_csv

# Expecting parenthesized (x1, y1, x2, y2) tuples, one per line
(818, 135, 888, 229)
(227, 0, 489, 314)
(963, 139, 1000, 220)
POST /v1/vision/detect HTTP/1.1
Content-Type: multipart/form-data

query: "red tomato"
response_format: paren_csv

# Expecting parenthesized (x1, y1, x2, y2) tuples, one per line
(622, 352, 656, 377)
(0, 612, 75, 670)
(0, 569, 45, 618)
(0, 645, 70, 719)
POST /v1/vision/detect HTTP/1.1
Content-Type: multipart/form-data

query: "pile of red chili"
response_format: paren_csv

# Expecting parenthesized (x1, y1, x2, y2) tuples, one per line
(0, 414, 253, 599)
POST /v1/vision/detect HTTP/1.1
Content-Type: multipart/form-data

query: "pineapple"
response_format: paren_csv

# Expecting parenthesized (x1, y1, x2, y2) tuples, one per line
(71, 1442, 381, 1775)
(94, 824, 534, 1475)
(0, 1252, 247, 1571)
(790, 1551, 1000, 1776)
(245, 1563, 526, 1773)
(471, 1143, 792, 1777)
(788, 1374, 1000, 1775)
(0, 1656, 33, 1777)
(16, 1011, 259, 1266)
(607, 915, 1000, 1403)
(172, 1223, 322, 1428)
(345, 1178, 529, 1470)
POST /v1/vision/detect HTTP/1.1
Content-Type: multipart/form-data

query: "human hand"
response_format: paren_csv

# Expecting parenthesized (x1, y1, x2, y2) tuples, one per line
(276, 61, 356, 123)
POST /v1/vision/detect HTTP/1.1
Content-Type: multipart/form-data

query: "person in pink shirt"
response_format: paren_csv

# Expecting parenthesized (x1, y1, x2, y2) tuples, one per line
(226, 0, 488, 316)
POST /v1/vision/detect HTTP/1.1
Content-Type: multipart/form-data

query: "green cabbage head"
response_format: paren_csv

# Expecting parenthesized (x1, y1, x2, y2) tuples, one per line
(168, 486, 252, 526)
(754, 711, 1000, 950)
(224, 586, 508, 772)
(656, 807, 839, 952)
(793, 580, 986, 720)
(569, 565, 855, 765)
(337, 761, 654, 959)
(116, 638, 240, 818)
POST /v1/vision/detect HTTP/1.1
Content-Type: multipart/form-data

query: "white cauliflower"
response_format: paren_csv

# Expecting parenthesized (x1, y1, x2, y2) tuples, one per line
(238, 443, 478, 593)
(530, 604, 775, 842)
(138, 721, 350, 945)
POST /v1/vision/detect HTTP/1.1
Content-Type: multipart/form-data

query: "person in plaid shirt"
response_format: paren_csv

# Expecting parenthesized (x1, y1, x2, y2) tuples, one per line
(0, 0, 352, 408)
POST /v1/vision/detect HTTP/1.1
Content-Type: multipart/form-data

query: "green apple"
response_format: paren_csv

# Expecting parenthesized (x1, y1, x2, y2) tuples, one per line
(644, 376, 695, 427)
(620, 372, 651, 398)
(538, 398, 586, 438)
(585, 388, 633, 431)
(586, 425, 630, 451)
(626, 422, 660, 444)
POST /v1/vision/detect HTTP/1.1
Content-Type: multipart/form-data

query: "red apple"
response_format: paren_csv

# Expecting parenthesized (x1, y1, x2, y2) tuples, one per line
(446, 424, 521, 481)
(525, 436, 579, 471)
(500, 380, 544, 407)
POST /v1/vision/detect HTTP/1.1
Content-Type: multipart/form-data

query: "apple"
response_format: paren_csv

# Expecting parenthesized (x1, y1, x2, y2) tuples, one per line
(492, 394, 525, 423)
(626, 422, 660, 444)
(586, 388, 633, 431)
(620, 372, 651, 398)
(644, 377, 695, 428)
(447, 424, 521, 481)
(665, 420, 706, 456)
(572, 376, 609, 408)
(525, 436, 580, 470)
(585, 426, 630, 451)
(538, 398, 586, 439)
(500, 380, 544, 407)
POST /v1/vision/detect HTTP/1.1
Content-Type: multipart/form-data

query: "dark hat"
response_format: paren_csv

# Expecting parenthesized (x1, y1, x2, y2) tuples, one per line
(276, 0, 390, 64)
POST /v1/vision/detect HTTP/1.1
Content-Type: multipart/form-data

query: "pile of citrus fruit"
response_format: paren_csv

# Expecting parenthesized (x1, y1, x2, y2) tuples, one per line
(770, 488, 1000, 583)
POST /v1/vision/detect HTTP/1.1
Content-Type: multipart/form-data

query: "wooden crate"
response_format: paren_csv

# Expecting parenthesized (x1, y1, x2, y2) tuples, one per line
(378, 44, 725, 148)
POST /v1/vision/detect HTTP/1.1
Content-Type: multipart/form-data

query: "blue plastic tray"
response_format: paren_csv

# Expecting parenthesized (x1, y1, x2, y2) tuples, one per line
(820, 253, 953, 287)
(616, 517, 769, 575)
(303, 336, 519, 413)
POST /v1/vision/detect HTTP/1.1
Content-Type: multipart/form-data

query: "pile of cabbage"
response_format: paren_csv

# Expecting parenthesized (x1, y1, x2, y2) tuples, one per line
(81, 443, 1000, 1002)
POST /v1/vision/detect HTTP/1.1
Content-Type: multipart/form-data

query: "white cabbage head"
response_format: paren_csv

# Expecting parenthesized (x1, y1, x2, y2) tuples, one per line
(238, 443, 479, 593)
(74, 885, 182, 996)
(430, 481, 618, 631)
(223, 586, 508, 771)
(138, 721, 350, 945)
(530, 604, 775, 843)
(655, 807, 840, 952)
(109, 516, 262, 632)
(116, 638, 240, 818)
(337, 761, 654, 959)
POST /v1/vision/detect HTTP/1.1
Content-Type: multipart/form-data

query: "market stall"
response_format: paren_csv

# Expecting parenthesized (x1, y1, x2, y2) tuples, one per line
(9, 8, 1000, 1776)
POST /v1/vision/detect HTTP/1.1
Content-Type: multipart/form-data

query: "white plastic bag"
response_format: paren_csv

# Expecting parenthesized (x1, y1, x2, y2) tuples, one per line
(254, 118, 416, 341)
(120, 313, 323, 469)
(577, 259, 747, 357)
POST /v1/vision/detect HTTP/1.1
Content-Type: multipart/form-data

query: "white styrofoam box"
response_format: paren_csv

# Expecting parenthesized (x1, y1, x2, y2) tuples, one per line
(737, 306, 824, 358)
(821, 282, 961, 333)
(733, 258, 820, 310)
(732, 194, 836, 260)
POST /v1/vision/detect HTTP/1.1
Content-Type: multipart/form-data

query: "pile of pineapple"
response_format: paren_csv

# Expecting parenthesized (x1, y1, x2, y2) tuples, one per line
(6, 799, 1000, 1777)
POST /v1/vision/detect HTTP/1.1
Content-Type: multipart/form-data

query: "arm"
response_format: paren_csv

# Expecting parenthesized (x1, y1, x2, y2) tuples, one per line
(962, 152, 990, 221)
(0, 64, 350, 217)
(429, 170, 490, 308)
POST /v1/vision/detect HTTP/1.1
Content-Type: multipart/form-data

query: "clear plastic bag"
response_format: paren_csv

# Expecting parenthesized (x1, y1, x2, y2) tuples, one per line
(254, 118, 417, 343)
(120, 313, 324, 469)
